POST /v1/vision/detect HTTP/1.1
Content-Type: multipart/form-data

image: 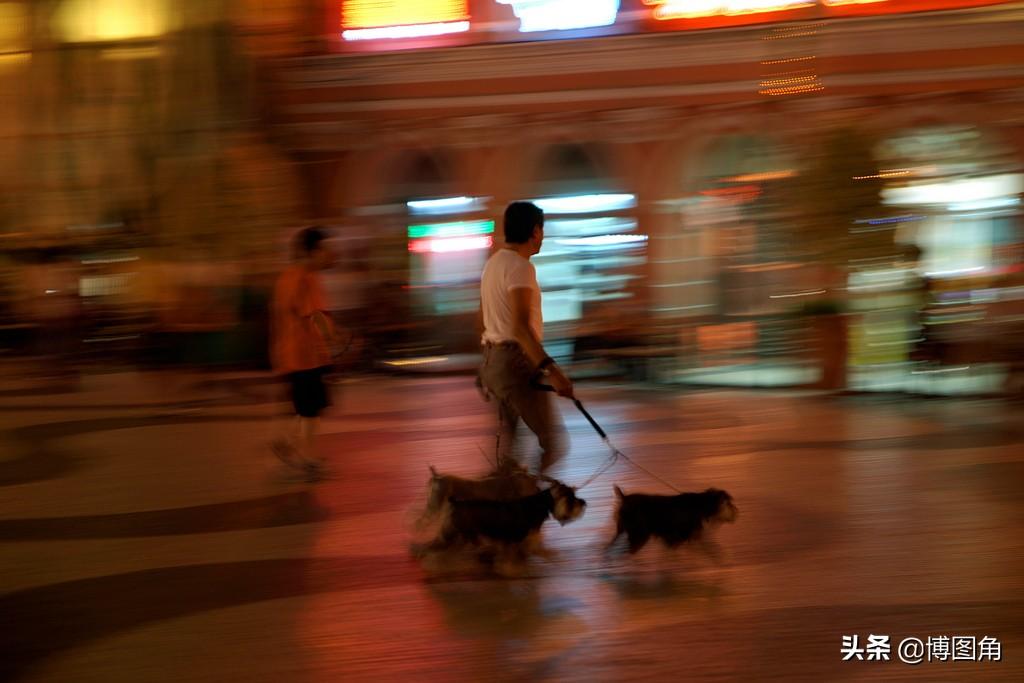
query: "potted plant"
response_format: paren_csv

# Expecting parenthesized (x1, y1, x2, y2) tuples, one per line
(772, 128, 893, 390)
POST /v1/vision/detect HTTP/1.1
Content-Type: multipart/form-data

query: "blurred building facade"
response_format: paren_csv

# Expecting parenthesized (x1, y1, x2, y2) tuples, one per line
(2, 1, 1023, 388)
(0, 0, 311, 363)
(274, 0, 1024, 388)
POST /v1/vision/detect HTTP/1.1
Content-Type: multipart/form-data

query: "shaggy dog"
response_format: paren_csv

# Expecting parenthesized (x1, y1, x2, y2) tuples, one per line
(415, 461, 541, 531)
(426, 482, 587, 568)
(608, 486, 737, 554)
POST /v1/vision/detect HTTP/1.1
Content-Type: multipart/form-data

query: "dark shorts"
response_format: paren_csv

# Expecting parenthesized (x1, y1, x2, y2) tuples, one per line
(288, 366, 332, 418)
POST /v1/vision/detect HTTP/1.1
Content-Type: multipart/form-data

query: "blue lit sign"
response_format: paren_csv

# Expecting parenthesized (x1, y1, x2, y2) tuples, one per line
(496, 0, 620, 33)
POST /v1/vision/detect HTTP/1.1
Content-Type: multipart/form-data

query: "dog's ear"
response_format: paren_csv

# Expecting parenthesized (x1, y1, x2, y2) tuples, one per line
(429, 465, 438, 477)
(614, 485, 624, 499)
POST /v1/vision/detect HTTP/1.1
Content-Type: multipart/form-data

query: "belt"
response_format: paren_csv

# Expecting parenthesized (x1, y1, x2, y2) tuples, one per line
(482, 340, 520, 348)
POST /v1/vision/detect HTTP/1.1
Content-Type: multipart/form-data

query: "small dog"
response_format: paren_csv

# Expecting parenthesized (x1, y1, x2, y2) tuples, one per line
(425, 482, 587, 564)
(608, 486, 737, 554)
(415, 461, 542, 530)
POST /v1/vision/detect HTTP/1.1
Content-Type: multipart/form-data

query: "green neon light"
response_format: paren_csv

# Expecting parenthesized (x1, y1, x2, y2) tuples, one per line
(407, 220, 494, 239)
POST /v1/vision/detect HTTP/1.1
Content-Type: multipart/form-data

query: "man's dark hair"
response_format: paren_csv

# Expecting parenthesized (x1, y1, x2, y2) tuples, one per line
(503, 202, 543, 244)
(295, 226, 328, 257)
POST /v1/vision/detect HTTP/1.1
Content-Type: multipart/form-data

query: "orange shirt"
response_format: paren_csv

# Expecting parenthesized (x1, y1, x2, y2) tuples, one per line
(270, 265, 331, 374)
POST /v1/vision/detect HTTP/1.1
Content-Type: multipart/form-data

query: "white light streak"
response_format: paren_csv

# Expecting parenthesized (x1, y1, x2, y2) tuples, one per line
(342, 21, 470, 41)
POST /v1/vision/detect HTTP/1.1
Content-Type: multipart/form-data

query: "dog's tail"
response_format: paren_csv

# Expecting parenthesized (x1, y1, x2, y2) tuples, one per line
(613, 485, 624, 499)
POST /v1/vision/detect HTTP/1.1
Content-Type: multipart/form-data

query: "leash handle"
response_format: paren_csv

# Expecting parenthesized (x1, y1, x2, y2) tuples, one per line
(572, 399, 608, 440)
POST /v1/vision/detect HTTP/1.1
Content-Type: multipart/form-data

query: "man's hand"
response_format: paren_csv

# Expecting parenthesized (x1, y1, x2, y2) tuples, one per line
(548, 364, 574, 399)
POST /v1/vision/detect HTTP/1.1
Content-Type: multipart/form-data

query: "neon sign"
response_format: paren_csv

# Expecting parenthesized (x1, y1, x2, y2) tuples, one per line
(408, 236, 493, 253)
(644, 0, 813, 20)
(496, 0, 620, 32)
(342, 1, 470, 41)
(407, 220, 494, 240)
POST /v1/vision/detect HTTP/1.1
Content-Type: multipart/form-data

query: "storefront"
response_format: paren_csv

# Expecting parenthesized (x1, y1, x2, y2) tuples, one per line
(406, 197, 494, 321)
(844, 125, 1024, 391)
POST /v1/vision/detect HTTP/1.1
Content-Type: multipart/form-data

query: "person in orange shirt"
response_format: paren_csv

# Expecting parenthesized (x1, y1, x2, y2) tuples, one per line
(270, 227, 339, 479)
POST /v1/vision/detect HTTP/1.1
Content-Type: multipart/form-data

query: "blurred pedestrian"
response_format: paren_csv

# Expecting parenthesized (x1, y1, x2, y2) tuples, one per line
(478, 202, 571, 473)
(269, 227, 339, 480)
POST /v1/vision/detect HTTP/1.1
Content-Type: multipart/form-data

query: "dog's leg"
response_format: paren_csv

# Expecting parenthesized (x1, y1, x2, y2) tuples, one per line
(626, 530, 650, 555)
(493, 543, 527, 578)
(525, 530, 555, 560)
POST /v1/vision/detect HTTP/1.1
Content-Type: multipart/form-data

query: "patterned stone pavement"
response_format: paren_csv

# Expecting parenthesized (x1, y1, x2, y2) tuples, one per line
(1, 368, 1022, 681)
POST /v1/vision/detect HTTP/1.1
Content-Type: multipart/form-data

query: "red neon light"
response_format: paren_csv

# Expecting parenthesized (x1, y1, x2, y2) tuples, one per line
(408, 236, 493, 253)
(822, 0, 1005, 18)
(643, 0, 1009, 27)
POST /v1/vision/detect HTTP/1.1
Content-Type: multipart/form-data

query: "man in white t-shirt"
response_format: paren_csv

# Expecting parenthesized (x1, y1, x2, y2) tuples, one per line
(479, 202, 573, 472)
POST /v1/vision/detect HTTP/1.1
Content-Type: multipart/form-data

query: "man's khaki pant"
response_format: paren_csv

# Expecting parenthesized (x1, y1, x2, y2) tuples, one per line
(478, 342, 568, 472)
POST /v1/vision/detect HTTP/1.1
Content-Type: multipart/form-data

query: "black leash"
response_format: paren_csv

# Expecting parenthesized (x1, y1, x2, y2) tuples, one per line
(536, 384, 683, 494)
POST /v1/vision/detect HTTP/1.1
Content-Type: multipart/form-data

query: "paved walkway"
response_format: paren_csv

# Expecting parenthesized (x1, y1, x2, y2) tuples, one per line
(1, 369, 1022, 681)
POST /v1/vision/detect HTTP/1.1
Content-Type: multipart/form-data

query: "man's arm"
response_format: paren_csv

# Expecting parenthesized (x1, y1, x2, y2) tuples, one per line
(311, 310, 338, 345)
(297, 275, 339, 347)
(510, 287, 573, 398)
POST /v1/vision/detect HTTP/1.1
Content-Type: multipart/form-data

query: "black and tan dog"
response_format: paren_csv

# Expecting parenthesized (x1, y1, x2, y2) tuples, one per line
(422, 481, 587, 567)
(608, 486, 737, 554)
(415, 461, 541, 531)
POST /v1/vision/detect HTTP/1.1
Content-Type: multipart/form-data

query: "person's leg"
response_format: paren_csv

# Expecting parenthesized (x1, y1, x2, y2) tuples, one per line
(480, 346, 524, 468)
(298, 368, 332, 477)
(509, 379, 568, 473)
(270, 400, 303, 469)
(296, 415, 322, 466)
(489, 345, 568, 473)
(273, 372, 320, 471)
(495, 395, 520, 468)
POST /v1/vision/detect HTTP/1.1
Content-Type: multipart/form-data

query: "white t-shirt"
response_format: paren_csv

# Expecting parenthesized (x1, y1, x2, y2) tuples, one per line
(480, 248, 543, 343)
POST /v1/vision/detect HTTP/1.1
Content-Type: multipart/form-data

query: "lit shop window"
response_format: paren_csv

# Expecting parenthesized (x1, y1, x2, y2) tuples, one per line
(882, 173, 1023, 278)
(496, 0, 620, 32)
(533, 193, 637, 214)
(407, 217, 494, 316)
(527, 194, 644, 324)
(342, 0, 470, 41)
(55, 0, 171, 42)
